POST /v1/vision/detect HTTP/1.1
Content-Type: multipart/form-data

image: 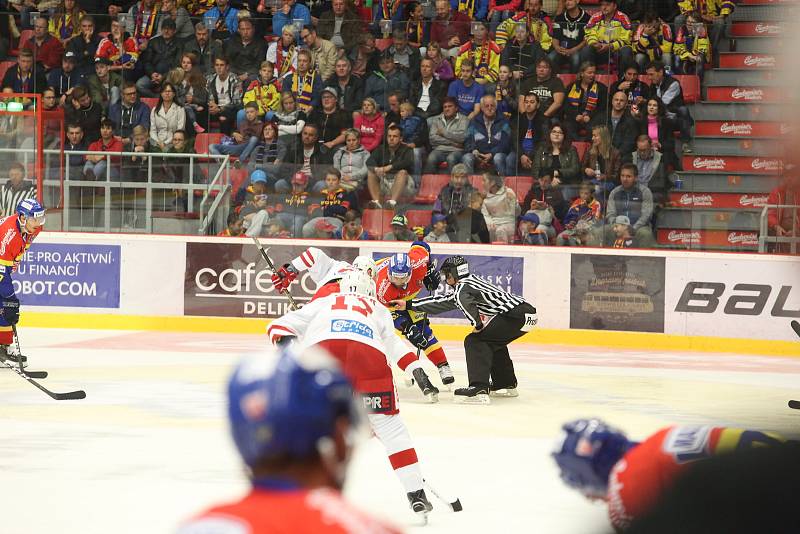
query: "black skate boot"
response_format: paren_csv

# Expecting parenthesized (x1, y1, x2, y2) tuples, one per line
(0, 344, 26, 364)
(436, 362, 455, 390)
(407, 488, 433, 523)
(412, 368, 439, 403)
(453, 386, 490, 405)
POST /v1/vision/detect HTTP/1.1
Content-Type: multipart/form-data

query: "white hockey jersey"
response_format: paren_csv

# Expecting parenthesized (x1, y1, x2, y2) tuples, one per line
(290, 247, 356, 288)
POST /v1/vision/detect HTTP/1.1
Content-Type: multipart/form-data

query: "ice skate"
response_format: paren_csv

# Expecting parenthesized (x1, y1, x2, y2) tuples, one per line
(407, 489, 433, 523)
(0, 344, 27, 366)
(412, 368, 439, 403)
(489, 384, 519, 398)
(436, 363, 455, 390)
(454, 386, 490, 405)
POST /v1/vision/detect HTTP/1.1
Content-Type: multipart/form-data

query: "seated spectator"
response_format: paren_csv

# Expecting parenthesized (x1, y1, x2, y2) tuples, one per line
(388, 28, 421, 83)
(108, 82, 151, 147)
(383, 214, 417, 242)
(410, 58, 446, 119)
(181, 22, 222, 74)
(22, 16, 65, 71)
(218, 211, 244, 237)
(609, 65, 652, 109)
(493, 65, 518, 119)
(49, 0, 85, 46)
(240, 190, 271, 238)
(481, 174, 521, 243)
(446, 59, 484, 119)
(84, 118, 123, 180)
(2, 49, 47, 95)
(333, 209, 371, 240)
(424, 213, 451, 243)
(48, 51, 85, 105)
(647, 61, 693, 154)
(150, 82, 186, 151)
(353, 98, 385, 153)
(637, 97, 677, 170)
(373, 0, 404, 35)
(610, 215, 636, 247)
(224, 17, 268, 86)
(631, 134, 671, 205)
(583, 125, 622, 203)
(488, 0, 522, 34)
(0, 162, 36, 217)
(281, 124, 332, 192)
(136, 19, 182, 97)
(88, 57, 123, 111)
(557, 182, 603, 245)
(207, 56, 243, 136)
(308, 87, 353, 153)
(64, 123, 88, 179)
(158, 0, 194, 40)
(597, 163, 656, 247)
(317, 0, 362, 52)
(65, 86, 103, 143)
(563, 62, 608, 141)
(532, 122, 581, 189)
(348, 33, 380, 79)
(202, 0, 240, 41)
(430, 0, 471, 59)
(173, 54, 209, 134)
(159, 130, 197, 206)
(674, 11, 710, 79)
(606, 90, 638, 158)
(510, 92, 544, 175)
(404, 2, 429, 53)
(366, 125, 416, 210)
(425, 97, 469, 173)
(633, 11, 674, 71)
(126, 0, 163, 50)
(270, 0, 311, 38)
(433, 164, 479, 237)
(284, 49, 323, 115)
(234, 168, 269, 207)
(426, 42, 455, 82)
(766, 172, 800, 253)
(519, 57, 565, 124)
(239, 61, 280, 126)
(302, 168, 357, 237)
(500, 23, 543, 83)
(674, 0, 734, 68)
(333, 129, 370, 193)
(96, 20, 139, 77)
(517, 212, 548, 245)
(364, 52, 410, 112)
(325, 58, 364, 115)
(579, 0, 635, 74)
(248, 122, 287, 188)
(496, 0, 553, 52)
(549, 0, 591, 74)
(210, 102, 263, 167)
(462, 191, 491, 243)
(454, 22, 501, 85)
(272, 171, 312, 237)
(522, 170, 568, 227)
(275, 92, 307, 142)
(66, 15, 102, 77)
(299, 25, 337, 83)
(463, 95, 512, 175)
(398, 102, 426, 179)
(121, 125, 157, 182)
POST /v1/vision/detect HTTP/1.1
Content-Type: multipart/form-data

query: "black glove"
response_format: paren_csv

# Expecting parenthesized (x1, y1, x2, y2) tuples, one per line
(275, 335, 296, 347)
(405, 322, 428, 348)
(2, 296, 19, 325)
(423, 260, 440, 292)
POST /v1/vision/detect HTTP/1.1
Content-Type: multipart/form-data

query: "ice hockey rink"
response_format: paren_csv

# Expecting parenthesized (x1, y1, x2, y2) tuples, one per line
(1, 327, 798, 534)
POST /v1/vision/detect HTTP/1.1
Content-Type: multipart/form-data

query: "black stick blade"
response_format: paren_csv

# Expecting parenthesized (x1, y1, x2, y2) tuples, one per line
(53, 390, 86, 401)
(23, 370, 47, 379)
(789, 400, 800, 410)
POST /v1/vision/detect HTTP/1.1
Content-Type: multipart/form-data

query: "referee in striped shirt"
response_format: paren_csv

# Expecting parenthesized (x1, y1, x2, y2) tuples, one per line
(0, 163, 36, 217)
(391, 255, 537, 404)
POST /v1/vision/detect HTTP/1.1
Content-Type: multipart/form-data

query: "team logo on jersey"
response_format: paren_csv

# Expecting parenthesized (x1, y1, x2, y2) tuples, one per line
(662, 425, 712, 463)
(361, 391, 394, 414)
(331, 319, 374, 339)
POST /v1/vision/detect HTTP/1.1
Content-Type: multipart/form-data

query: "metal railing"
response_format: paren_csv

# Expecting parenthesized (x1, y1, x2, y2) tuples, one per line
(759, 204, 800, 254)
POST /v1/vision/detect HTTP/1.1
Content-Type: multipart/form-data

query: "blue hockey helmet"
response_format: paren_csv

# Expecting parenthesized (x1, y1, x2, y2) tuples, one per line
(388, 252, 412, 283)
(228, 346, 361, 467)
(552, 418, 636, 499)
(16, 198, 45, 223)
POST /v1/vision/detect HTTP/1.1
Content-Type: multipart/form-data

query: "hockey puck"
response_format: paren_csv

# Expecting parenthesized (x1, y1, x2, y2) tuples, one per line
(789, 400, 800, 410)
(451, 499, 463, 512)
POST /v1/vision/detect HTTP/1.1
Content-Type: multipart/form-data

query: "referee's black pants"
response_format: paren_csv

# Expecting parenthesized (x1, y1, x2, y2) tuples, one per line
(463, 302, 536, 389)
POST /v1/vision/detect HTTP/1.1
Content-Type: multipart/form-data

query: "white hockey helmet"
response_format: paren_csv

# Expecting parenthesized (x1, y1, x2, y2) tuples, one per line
(352, 255, 378, 279)
(340, 270, 376, 298)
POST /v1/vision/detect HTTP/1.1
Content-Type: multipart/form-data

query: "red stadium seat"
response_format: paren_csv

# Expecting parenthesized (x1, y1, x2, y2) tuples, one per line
(195, 133, 223, 154)
(140, 97, 159, 110)
(0, 61, 15, 83)
(558, 73, 577, 87)
(405, 209, 432, 229)
(469, 174, 485, 192)
(9, 30, 34, 56)
(415, 174, 449, 204)
(229, 168, 249, 197)
(596, 74, 616, 88)
(362, 209, 394, 238)
(375, 38, 393, 51)
(506, 176, 534, 199)
(574, 141, 590, 162)
(674, 75, 701, 104)
(638, 74, 652, 85)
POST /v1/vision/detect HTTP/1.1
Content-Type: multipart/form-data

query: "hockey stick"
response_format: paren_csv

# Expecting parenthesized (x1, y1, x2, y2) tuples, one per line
(8, 323, 46, 378)
(423, 478, 463, 512)
(251, 236, 299, 311)
(792, 320, 800, 339)
(789, 400, 800, 410)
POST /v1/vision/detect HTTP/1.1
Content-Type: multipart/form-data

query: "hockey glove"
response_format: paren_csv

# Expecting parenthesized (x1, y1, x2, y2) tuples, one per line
(422, 260, 440, 292)
(275, 335, 296, 347)
(405, 323, 429, 348)
(271, 264, 298, 292)
(2, 296, 19, 325)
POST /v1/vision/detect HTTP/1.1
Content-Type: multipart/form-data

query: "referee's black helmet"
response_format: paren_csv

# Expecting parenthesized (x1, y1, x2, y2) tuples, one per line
(440, 255, 470, 280)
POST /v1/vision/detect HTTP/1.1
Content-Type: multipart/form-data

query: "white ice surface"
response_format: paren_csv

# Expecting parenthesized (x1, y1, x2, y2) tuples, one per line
(1, 328, 798, 534)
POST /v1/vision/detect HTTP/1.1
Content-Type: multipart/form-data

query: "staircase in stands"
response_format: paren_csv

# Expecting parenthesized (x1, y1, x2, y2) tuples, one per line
(657, 0, 796, 251)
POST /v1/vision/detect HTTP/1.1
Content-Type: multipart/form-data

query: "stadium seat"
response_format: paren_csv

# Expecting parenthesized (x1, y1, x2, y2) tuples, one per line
(405, 209, 432, 229)
(9, 30, 34, 56)
(195, 133, 223, 154)
(140, 97, 159, 109)
(506, 176, 534, 199)
(229, 168, 249, 197)
(0, 61, 15, 83)
(574, 141, 590, 162)
(558, 73, 577, 87)
(415, 174, 449, 204)
(469, 174, 484, 191)
(362, 209, 394, 238)
(596, 74, 616, 88)
(638, 74, 652, 85)
(375, 38, 393, 51)
(674, 75, 701, 104)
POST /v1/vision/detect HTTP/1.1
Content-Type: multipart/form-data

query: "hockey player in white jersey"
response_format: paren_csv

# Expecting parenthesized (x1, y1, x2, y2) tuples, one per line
(267, 270, 436, 520)
(271, 247, 378, 301)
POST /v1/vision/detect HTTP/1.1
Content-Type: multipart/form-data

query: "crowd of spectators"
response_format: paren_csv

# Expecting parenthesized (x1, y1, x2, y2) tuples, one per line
(0, 0, 737, 244)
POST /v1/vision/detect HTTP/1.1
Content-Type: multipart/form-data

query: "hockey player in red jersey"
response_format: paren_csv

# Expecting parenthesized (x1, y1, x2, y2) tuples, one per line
(267, 270, 439, 521)
(0, 199, 45, 365)
(552, 418, 784, 531)
(177, 346, 401, 534)
(374, 241, 455, 389)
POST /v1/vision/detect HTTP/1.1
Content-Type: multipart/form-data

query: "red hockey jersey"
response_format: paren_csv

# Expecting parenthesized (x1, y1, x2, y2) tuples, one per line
(374, 244, 430, 307)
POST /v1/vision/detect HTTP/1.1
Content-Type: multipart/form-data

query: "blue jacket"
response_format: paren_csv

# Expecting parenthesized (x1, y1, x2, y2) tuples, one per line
(47, 68, 85, 98)
(203, 6, 240, 37)
(449, 0, 488, 21)
(464, 114, 511, 156)
(372, 0, 405, 24)
(272, 3, 312, 36)
(364, 69, 410, 111)
(107, 100, 152, 139)
(606, 184, 654, 230)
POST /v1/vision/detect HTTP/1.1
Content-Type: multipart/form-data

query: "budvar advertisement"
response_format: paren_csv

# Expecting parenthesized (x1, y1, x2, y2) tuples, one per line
(15, 243, 121, 308)
(184, 242, 359, 318)
(570, 254, 666, 333)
